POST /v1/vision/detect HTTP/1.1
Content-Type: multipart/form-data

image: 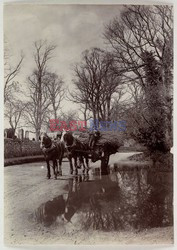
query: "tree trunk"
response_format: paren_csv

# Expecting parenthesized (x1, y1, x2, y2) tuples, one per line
(36, 128, 40, 141)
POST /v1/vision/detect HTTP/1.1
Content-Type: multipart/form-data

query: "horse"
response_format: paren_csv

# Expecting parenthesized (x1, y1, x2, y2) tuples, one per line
(40, 132, 65, 179)
(61, 131, 89, 175)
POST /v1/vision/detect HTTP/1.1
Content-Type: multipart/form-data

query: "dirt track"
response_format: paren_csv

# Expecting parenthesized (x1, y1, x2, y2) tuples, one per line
(4, 152, 173, 245)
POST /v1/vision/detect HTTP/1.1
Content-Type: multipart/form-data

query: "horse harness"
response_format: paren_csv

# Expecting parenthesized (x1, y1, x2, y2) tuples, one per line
(41, 135, 59, 154)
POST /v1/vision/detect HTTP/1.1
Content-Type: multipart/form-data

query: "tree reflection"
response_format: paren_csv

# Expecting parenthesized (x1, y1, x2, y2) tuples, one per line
(33, 168, 173, 230)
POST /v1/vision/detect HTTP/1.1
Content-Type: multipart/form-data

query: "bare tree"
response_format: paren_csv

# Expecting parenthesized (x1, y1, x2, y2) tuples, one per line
(4, 100, 27, 134)
(104, 5, 173, 151)
(24, 40, 56, 140)
(60, 110, 78, 123)
(109, 88, 127, 121)
(71, 48, 122, 123)
(105, 5, 173, 86)
(44, 72, 65, 120)
(4, 50, 24, 103)
(79, 103, 92, 125)
(104, 5, 173, 110)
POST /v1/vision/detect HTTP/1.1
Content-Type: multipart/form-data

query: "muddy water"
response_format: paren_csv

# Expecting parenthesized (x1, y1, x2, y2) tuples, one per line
(32, 166, 173, 231)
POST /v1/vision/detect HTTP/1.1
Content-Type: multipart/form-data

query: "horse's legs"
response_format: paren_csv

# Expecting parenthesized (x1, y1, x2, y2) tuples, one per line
(58, 157, 62, 176)
(56, 145, 63, 176)
(74, 157, 78, 175)
(68, 155, 73, 174)
(46, 159, 51, 179)
(77, 157, 81, 169)
(85, 156, 89, 174)
(53, 159, 57, 179)
(82, 159, 86, 174)
(56, 159, 59, 175)
(79, 156, 85, 173)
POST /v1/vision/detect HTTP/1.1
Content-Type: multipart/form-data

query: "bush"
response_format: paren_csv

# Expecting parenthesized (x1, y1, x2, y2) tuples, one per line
(4, 138, 42, 158)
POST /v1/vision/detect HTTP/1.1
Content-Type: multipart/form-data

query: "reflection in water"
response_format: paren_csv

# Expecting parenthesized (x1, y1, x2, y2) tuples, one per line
(33, 167, 173, 231)
(34, 195, 65, 226)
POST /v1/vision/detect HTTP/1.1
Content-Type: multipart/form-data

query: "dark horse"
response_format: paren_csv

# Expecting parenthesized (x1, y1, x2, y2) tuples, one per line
(40, 133, 65, 179)
(62, 131, 89, 175)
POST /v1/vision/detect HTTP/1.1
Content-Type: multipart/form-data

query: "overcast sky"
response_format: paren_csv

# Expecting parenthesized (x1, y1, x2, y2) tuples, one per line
(4, 4, 122, 128)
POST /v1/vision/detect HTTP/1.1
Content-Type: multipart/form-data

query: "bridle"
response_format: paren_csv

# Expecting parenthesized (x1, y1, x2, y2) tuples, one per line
(63, 133, 76, 152)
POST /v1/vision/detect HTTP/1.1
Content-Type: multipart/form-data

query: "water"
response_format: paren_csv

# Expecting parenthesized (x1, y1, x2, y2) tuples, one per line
(33, 166, 173, 231)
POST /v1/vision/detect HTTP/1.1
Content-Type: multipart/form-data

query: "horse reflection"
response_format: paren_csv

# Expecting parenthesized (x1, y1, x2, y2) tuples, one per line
(34, 195, 66, 226)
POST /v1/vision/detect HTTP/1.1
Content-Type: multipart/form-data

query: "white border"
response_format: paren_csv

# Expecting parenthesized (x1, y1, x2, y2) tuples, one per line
(0, 1, 176, 250)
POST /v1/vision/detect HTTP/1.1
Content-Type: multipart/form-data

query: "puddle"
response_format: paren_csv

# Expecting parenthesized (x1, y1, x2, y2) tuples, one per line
(32, 166, 173, 230)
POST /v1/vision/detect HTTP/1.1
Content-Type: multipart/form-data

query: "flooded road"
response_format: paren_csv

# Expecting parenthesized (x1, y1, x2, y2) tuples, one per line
(33, 168, 173, 231)
(4, 152, 173, 245)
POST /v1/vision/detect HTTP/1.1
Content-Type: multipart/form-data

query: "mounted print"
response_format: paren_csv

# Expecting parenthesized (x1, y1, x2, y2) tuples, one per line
(4, 2, 173, 245)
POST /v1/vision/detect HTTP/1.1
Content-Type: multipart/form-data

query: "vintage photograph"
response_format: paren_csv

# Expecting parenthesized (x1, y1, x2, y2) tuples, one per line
(4, 2, 173, 245)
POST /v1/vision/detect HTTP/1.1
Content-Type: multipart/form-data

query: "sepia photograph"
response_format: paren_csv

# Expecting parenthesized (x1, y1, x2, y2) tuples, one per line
(3, 1, 174, 246)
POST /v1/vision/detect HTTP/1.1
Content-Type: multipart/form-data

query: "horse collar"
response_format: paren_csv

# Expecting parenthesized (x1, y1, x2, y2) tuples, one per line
(66, 139, 76, 150)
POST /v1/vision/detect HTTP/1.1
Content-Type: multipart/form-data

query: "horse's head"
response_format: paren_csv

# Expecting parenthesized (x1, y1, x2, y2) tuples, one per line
(60, 129, 68, 142)
(35, 195, 66, 226)
(88, 130, 100, 149)
(40, 132, 47, 139)
(40, 132, 52, 148)
(40, 132, 45, 147)
(62, 131, 74, 150)
(56, 132, 62, 140)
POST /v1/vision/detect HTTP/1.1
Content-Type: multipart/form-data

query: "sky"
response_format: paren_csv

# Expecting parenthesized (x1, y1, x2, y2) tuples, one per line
(4, 3, 122, 130)
(4, 4, 122, 86)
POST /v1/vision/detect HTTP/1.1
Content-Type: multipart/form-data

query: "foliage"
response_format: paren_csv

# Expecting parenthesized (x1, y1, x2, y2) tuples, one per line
(105, 5, 173, 153)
